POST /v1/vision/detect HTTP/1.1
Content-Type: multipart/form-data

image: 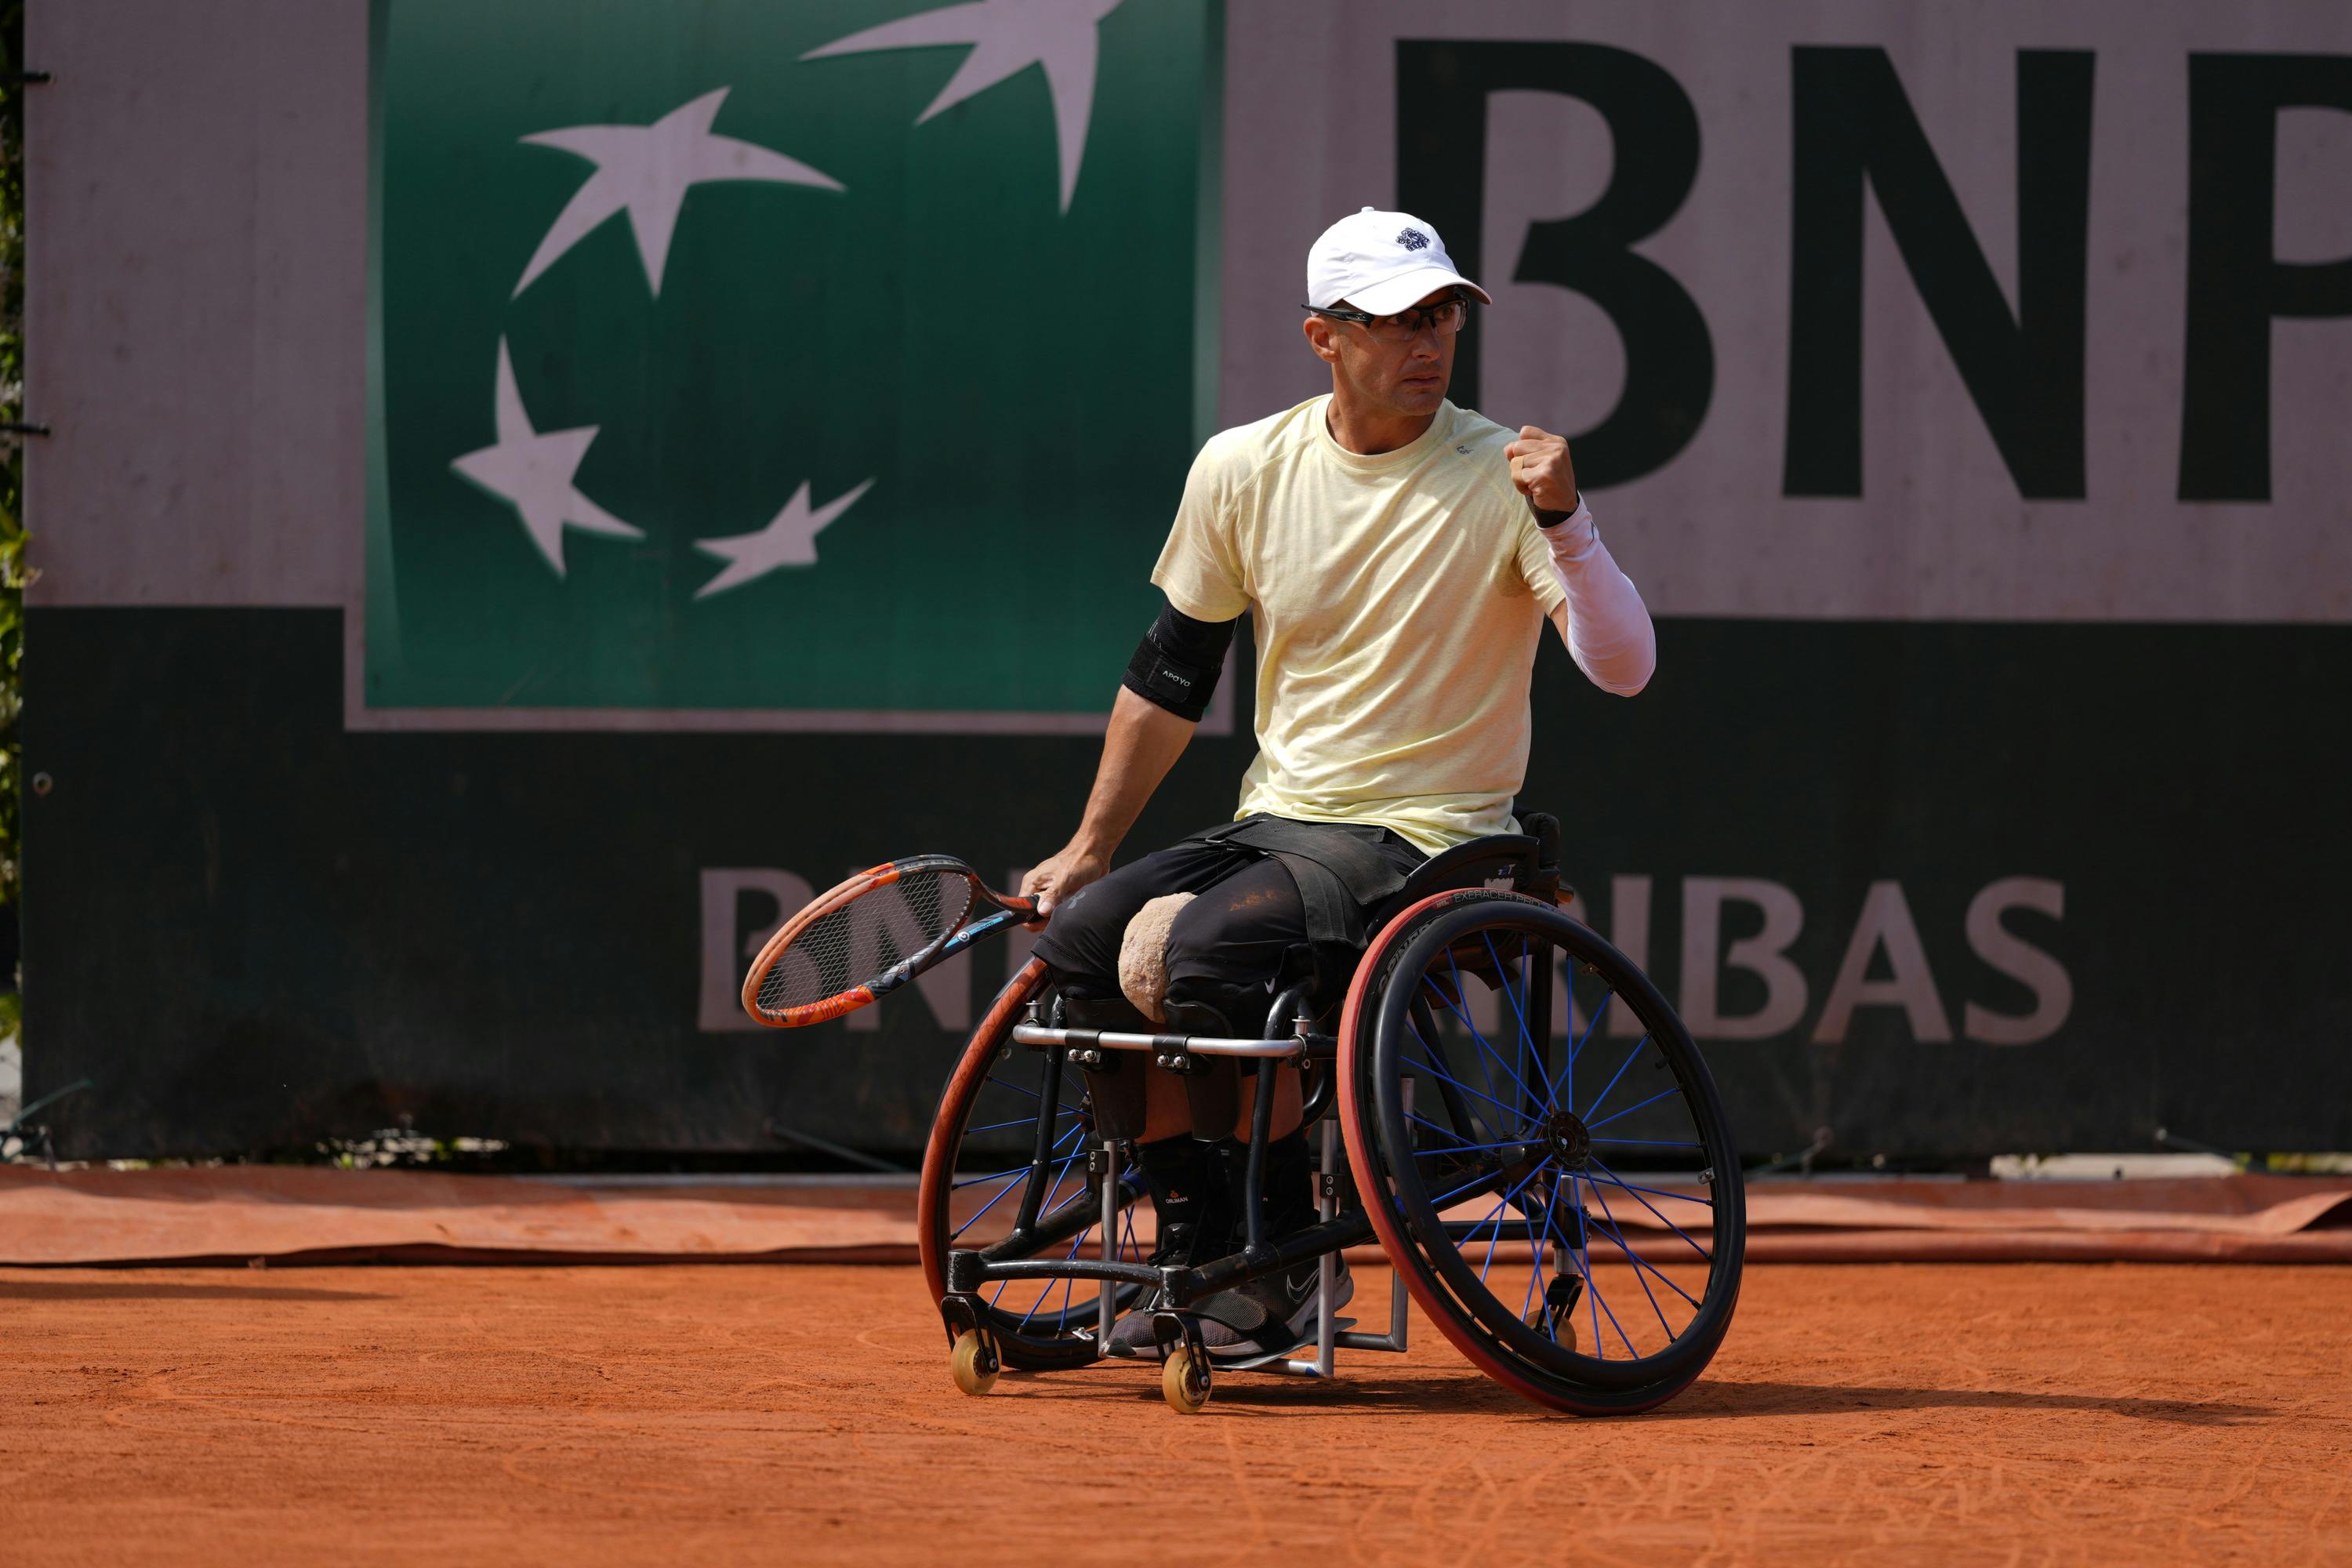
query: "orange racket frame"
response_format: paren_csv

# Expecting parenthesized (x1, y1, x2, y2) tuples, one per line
(739, 855, 1040, 1029)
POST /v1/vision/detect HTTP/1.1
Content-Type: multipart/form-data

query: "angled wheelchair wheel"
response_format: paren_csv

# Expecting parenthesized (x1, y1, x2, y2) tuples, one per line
(918, 958, 1150, 1370)
(1338, 891, 1745, 1414)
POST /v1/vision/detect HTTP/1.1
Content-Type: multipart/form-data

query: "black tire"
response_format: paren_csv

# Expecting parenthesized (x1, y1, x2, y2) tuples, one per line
(1340, 892, 1744, 1414)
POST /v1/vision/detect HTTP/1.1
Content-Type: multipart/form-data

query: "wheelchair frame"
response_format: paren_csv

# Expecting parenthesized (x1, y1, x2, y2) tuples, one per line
(929, 820, 1744, 1414)
(943, 982, 1414, 1392)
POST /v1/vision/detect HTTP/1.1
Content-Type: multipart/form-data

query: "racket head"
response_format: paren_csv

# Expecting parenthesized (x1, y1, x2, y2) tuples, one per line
(739, 855, 993, 1029)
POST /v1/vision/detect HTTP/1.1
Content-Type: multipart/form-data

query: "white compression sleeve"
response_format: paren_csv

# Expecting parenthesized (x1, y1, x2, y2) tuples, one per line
(1541, 499, 1656, 696)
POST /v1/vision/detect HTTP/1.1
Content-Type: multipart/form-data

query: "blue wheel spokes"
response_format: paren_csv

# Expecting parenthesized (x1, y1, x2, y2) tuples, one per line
(1439, 968, 1518, 1131)
(951, 1103, 1085, 1240)
(1399, 1040, 1537, 1130)
(1588, 1181, 1682, 1336)
(1427, 1160, 1519, 1210)
(1586, 1083, 1686, 1133)
(1486, 932, 1544, 1058)
(1469, 1165, 1548, 1283)
(1406, 1110, 1480, 1147)
(1017, 1224, 1091, 1329)
(1581, 1033, 1652, 1121)
(1405, 1009, 1492, 1143)
(1480, 933, 1545, 1106)
(1432, 956, 1545, 1112)
(949, 1171, 1028, 1240)
(1519, 1184, 1550, 1323)
(1590, 1189, 1703, 1326)
(1596, 1176, 1711, 1206)
(1031, 1140, 1084, 1231)
(1588, 1158, 1713, 1261)
(1561, 989, 1610, 1095)
(1038, 1129, 1101, 1219)
(1465, 1192, 1512, 1283)
(1565, 1171, 1636, 1357)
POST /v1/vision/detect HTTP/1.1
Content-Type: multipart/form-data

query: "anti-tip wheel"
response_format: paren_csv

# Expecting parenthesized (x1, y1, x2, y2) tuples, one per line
(949, 1330, 1000, 1396)
(1526, 1308, 1579, 1355)
(1162, 1346, 1211, 1414)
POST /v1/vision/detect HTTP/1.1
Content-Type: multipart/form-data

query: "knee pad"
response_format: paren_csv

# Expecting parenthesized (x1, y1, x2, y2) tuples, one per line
(1116, 891, 1196, 1022)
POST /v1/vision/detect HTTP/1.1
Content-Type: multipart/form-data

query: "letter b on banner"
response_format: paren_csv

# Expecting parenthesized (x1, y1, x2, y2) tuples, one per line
(1398, 41, 1712, 488)
(1680, 877, 1809, 1040)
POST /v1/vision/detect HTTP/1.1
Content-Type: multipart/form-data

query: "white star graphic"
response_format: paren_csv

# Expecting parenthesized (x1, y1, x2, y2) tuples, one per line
(692, 478, 877, 599)
(513, 86, 843, 298)
(804, 0, 1127, 212)
(449, 338, 645, 579)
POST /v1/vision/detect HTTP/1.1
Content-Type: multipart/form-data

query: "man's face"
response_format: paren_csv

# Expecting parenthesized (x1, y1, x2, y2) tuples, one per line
(1304, 287, 1463, 418)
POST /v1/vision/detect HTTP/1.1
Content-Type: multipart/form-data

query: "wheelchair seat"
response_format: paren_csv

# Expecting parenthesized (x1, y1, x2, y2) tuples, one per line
(1363, 811, 1564, 935)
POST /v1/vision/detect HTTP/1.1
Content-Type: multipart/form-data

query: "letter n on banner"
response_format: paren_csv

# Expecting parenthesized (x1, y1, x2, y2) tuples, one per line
(699, 869, 814, 1033)
(1784, 47, 2093, 499)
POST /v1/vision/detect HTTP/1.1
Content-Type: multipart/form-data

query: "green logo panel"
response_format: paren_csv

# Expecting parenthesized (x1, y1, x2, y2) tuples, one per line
(366, 0, 1214, 717)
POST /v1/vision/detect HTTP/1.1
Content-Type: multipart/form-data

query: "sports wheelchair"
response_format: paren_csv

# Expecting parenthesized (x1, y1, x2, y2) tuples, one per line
(920, 817, 1745, 1415)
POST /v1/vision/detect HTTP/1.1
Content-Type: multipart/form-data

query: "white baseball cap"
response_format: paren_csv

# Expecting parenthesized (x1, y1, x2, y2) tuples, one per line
(1305, 207, 1492, 316)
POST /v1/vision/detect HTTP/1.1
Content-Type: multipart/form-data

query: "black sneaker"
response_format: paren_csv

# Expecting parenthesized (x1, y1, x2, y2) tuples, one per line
(1105, 1256, 1357, 1361)
(1192, 1254, 1354, 1359)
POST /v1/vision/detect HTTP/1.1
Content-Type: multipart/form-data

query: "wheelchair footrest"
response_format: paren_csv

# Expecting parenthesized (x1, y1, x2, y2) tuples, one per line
(1210, 1319, 1356, 1372)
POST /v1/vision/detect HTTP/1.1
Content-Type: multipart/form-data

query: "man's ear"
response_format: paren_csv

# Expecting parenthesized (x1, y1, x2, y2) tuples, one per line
(1301, 314, 1340, 365)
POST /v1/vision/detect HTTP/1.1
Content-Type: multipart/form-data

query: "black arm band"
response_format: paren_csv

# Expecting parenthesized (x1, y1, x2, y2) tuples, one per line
(1121, 601, 1236, 722)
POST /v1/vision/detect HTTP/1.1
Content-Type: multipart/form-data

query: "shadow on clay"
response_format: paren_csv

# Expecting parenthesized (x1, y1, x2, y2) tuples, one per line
(1004, 1370, 2278, 1425)
(1637, 1379, 2279, 1425)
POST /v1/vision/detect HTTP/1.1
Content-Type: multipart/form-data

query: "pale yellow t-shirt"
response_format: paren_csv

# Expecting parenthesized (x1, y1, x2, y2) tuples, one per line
(1152, 396, 1567, 854)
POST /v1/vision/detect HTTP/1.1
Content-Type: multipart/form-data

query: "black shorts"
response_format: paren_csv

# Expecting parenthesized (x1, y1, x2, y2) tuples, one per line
(1031, 825, 1425, 1033)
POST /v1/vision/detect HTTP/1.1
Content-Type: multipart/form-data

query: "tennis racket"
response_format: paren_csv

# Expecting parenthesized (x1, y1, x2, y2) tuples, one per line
(740, 855, 1042, 1029)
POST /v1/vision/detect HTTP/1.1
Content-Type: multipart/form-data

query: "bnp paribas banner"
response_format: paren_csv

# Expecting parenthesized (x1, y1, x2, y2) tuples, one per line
(367, 0, 1214, 725)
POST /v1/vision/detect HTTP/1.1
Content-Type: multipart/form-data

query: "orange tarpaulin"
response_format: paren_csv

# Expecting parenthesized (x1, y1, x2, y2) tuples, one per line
(1, 1166, 2344, 1267)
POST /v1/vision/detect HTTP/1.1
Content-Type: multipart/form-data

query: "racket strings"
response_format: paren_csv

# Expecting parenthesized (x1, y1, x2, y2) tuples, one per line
(755, 868, 971, 1013)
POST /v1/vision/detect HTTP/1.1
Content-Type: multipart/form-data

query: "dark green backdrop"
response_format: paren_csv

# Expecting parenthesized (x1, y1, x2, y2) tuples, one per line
(25, 606, 2350, 1161)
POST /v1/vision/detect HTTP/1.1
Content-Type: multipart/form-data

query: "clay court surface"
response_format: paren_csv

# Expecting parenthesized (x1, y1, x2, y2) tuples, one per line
(2, 1261, 2345, 1565)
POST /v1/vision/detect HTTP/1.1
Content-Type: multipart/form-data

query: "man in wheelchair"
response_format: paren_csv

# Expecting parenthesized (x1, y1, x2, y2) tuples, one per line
(1021, 208, 1656, 1361)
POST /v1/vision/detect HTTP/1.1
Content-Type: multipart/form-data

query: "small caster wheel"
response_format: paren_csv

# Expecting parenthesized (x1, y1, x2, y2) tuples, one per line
(949, 1330, 1000, 1396)
(1526, 1308, 1578, 1354)
(1162, 1345, 1211, 1414)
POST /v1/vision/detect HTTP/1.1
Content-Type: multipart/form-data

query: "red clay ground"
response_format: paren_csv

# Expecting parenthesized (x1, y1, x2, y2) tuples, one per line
(2, 1262, 2345, 1566)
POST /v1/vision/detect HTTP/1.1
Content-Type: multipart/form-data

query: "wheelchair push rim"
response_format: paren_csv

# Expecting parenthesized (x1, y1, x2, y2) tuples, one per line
(1339, 891, 1746, 1414)
(917, 958, 1150, 1370)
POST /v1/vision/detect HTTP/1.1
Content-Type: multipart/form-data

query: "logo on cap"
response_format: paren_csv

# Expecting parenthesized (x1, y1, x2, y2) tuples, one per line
(1396, 227, 1430, 252)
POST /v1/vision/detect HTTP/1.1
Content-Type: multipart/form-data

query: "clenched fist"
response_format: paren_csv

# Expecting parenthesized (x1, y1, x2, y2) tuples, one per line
(1504, 425, 1580, 516)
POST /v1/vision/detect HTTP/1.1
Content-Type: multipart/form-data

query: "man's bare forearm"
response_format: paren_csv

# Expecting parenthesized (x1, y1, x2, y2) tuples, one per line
(1067, 686, 1196, 858)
